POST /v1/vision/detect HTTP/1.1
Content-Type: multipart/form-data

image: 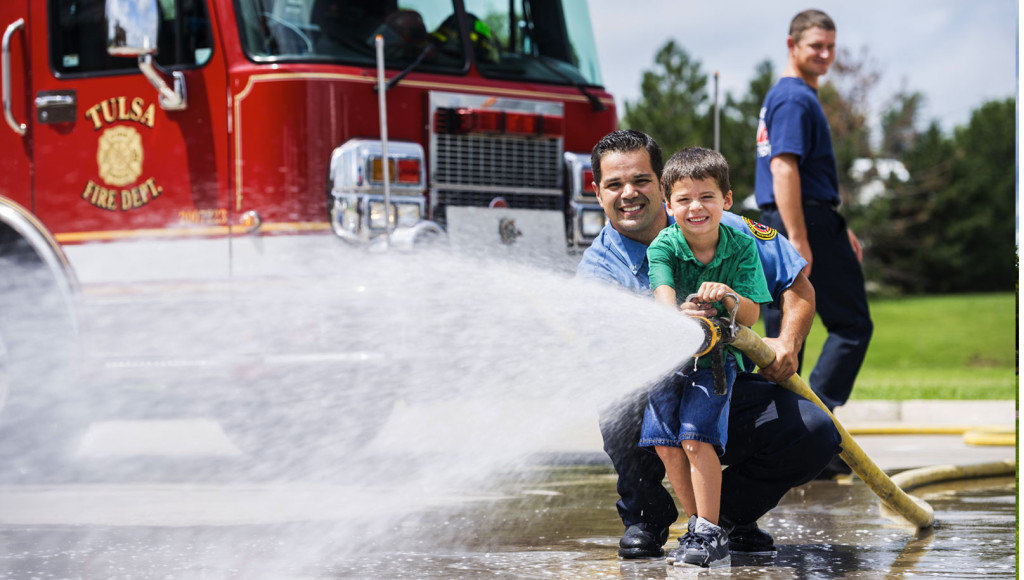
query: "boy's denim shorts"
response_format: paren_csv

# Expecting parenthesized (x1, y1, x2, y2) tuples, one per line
(638, 358, 736, 456)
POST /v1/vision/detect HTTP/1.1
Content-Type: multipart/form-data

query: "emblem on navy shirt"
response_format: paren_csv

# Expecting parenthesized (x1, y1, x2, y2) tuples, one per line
(742, 216, 776, 240)
(756, 107, 771, 158)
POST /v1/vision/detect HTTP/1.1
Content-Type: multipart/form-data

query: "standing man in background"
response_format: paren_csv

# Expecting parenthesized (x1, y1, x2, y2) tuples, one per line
(754, 9, 872, 479)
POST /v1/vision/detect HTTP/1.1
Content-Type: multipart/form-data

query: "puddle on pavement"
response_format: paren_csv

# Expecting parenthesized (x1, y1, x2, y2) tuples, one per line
(329, 465, 1016, 579)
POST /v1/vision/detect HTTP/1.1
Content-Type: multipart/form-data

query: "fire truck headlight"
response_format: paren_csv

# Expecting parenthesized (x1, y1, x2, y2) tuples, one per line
(581, 208, 606, 237)
(368, 200, 389, 230)
(331, 197, 360, 234)
(396, 203, 421, 227)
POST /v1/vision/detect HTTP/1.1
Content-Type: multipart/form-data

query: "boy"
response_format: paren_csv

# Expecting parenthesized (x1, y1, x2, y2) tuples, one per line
(641, 147, 771, 568)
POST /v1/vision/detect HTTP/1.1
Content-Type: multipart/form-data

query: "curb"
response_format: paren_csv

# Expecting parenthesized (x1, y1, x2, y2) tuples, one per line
(836, 400, 1016, 427)
(846, 424, 1016, 436)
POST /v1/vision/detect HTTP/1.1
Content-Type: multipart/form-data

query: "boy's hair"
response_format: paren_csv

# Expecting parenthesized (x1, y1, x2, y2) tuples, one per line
(591, 130, 664, 187)
(789, 9, 835, 43)
(661, 146, 731, 199)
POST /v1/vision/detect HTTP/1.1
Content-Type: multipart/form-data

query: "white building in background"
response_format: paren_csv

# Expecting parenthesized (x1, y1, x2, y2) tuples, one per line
(849, 158, 911, 204)
(740, 158, 911, 212)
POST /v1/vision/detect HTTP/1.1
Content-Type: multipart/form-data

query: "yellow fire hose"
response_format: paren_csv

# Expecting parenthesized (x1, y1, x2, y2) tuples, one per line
(889, 459, 1017, 492)
(727, 325, 938, 529)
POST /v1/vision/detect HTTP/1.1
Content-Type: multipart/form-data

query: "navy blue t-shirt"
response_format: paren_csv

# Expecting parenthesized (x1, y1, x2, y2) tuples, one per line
(754, 77, 840, 207)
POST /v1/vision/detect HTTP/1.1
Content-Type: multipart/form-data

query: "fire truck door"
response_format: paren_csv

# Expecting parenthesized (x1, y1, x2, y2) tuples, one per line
(30, 0, 230, 285)
(0, 2, 30, 210)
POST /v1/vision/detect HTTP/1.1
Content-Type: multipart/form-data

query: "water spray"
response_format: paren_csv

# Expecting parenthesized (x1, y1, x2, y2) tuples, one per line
(689, 317, 937, 529)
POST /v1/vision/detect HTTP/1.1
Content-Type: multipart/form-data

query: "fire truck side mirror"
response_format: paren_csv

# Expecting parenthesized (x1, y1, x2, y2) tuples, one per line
(105, 0, 188, 111)
(105, 0, 159, 57)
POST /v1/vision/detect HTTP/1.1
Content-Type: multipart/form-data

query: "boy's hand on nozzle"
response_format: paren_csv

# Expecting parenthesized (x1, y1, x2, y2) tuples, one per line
(679, 299, 717, 318)
(693, 282, 737, 309)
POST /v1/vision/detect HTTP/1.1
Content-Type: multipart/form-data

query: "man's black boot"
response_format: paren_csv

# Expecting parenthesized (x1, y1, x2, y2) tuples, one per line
(814, 454, 853, 480)
(618, 522, 669, 559)
(721, 517, 777, 555)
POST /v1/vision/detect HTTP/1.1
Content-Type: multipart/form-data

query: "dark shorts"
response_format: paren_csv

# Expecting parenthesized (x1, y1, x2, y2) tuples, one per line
(638, 358, 736, 455)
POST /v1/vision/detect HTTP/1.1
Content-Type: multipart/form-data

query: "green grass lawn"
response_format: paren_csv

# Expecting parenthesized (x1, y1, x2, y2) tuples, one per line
(753, 292, 1017, 400)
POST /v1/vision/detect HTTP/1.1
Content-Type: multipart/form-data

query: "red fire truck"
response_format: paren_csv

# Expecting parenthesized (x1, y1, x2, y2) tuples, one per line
(0, 0, 616, 465)
(0, 1, 615, 341)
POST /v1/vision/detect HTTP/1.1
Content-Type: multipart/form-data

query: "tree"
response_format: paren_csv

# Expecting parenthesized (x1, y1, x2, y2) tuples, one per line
(851, 99, 1015, 293)
(879, 89, 925, 159)
(621, 43, 772, 209)
(718, 59, 775, 209)
(928, 98, 1016, 292)
(850, 121, 954, 291)
(621, 41, 711, 157)
(818, 46, 878, 204)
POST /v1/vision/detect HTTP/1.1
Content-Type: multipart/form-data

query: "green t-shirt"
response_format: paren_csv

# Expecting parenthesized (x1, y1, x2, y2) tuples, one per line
(647, 223, 772, 369)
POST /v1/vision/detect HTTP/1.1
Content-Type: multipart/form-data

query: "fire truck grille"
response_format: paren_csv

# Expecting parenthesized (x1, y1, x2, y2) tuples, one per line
(431, 134, 563, 227)
(433, 134, 561, 188)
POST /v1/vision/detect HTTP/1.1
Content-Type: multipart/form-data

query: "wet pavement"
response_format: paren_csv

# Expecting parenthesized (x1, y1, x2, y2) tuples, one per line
(0, 396, 1014, 578)
(326, 466, 1016, 579)
(0, 460, 1014, 579)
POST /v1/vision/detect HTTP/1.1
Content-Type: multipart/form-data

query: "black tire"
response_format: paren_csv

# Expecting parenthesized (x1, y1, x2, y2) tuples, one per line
(0, 228, 80, 482)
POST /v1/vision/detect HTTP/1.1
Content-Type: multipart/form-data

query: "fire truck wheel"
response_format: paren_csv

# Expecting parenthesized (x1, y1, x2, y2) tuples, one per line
(0, 234, 80, 482)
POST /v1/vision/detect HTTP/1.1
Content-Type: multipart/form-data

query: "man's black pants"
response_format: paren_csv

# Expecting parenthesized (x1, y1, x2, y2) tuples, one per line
(760, 205, 873, 410)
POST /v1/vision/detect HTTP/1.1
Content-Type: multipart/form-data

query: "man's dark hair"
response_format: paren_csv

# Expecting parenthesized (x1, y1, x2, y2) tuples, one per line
(790, 9, 835, 43)
(590, 130, 663, 187)
(661, 146, 731, 199)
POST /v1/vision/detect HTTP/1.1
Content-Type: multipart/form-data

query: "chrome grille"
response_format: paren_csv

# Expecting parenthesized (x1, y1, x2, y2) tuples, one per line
(433, 134, 562, 188)
(428, 92, 566, 229)
(431, 134, 563, 227)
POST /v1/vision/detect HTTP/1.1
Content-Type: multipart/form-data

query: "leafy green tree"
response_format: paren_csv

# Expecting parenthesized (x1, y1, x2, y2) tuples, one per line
(852, 99, 1015, 293)
(929, 98, 1016, 291)
(621, 41, 711, 158)
(818, 47, 877, 204)
(851, 122, 954, 291)
(718, 60, 774, 209)
(879, 89, 925, 158)
(621, 43, 772, 208)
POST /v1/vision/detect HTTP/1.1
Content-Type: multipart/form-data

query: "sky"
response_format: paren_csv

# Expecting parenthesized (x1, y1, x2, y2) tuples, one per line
(586, 0, 1017, 137)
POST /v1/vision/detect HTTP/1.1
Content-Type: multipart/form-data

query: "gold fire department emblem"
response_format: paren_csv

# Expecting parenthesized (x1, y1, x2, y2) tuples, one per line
(97, 125, 143, 186)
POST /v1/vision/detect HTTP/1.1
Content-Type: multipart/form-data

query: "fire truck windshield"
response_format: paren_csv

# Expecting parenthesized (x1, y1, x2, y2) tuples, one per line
(235, 0, 603, 87)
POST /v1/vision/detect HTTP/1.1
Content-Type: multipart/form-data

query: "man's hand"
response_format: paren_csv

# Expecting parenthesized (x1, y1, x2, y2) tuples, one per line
(847, 228, 863, 262)
(790, 236, 813, 277)
(758, 336, 799, 383)
(756, 273, 814, 384)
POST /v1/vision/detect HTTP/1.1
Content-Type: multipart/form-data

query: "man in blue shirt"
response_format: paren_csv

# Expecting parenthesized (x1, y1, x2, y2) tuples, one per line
(578, 129, 840, 560)
(754, 10, 873, 422)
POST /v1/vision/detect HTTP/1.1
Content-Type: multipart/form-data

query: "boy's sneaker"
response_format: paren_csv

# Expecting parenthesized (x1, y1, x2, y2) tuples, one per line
(678, 518, 731, 568)
(664, 515, 698, 565)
